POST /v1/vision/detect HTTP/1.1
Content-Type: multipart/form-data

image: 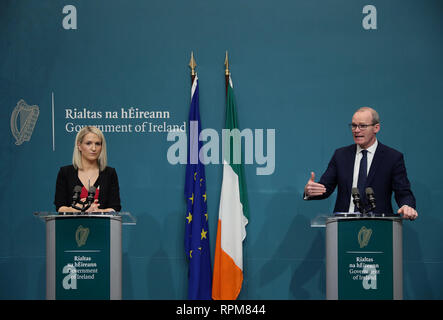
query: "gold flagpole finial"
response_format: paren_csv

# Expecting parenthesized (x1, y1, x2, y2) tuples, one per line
(189, 51, 197, 76)
(224, 51, 230, 76)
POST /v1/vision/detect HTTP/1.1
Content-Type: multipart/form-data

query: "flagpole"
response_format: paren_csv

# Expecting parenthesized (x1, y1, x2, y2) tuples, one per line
(224, 51, 230, 95)
(213, 50, 248, 300)
(189, 51, 197, 83)
(186, 50, 213, 300)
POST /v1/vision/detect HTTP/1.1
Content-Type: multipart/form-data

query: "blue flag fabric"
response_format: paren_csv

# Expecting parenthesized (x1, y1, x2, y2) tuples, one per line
(184, 76, 212, 300)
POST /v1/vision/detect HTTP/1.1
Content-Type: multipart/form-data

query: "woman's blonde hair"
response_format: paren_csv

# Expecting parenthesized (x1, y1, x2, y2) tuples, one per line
(72, 126, 107, 171)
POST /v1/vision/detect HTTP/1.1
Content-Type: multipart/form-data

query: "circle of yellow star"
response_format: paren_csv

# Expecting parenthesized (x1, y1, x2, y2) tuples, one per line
(201, 228, 208, 240)
(186, 212, 192, 224)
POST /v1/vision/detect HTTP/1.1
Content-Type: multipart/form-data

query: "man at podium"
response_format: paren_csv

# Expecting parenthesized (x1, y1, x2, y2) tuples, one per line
(303, 107, 417, 220)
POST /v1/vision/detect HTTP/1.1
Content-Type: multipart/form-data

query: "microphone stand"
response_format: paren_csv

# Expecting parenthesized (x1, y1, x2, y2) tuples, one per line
(71, 187, 96, 214)
(355, 201, 370, 216)
(352, 188, 377, 217)
(71, 200, 93, 214)
(355, 200, 376, 217)
(365, 188, 377, 217)
(352, 188, 367, 216)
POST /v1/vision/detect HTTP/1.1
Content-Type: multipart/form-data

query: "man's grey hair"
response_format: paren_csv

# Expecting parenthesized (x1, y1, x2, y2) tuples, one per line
(356, 107, 380, 124)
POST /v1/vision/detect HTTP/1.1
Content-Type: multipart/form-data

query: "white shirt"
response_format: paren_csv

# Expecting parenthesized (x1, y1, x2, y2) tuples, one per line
(348, 139, 378, 212)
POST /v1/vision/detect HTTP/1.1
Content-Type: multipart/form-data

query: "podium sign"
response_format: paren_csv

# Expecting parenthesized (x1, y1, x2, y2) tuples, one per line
(55, 217, 111, 299)
(35, 211, 135, 300)
(326, 216, 402, 300)
(338, 219, 393, 299)
(44, 214, 123, 300)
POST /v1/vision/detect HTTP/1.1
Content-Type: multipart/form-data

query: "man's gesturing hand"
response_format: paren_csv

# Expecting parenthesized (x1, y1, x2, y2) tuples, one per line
(304, 172, 327, 197)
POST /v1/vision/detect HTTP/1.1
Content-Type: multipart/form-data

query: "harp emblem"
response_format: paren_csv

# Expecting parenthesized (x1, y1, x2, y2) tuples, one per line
(358, 226, 373, 249)
(10, 99, 39, 145)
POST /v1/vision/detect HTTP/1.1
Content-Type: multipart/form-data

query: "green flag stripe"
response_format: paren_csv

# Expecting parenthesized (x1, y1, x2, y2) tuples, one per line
(225, 81, 249, 220)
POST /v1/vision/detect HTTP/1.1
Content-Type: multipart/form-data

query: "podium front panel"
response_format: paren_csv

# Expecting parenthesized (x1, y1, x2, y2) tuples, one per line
(46, 215, 122, 300)
(326, 217, 402, 300)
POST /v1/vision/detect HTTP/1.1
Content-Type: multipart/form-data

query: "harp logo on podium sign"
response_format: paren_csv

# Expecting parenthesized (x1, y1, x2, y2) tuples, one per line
(10, 99, 40, 145)
(75, 225, 90, 247)
(358, 226, 373, 249)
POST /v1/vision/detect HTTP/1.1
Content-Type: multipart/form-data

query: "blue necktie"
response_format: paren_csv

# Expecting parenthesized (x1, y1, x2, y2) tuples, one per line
(356, 149, 368, 210)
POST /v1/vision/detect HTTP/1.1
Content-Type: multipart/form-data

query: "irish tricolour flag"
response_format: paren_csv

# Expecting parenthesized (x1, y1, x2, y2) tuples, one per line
(212, 75, 249, 300)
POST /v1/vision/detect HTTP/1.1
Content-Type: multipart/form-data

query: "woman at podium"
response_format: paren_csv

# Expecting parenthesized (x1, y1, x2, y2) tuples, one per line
(54, 126, 121, 213)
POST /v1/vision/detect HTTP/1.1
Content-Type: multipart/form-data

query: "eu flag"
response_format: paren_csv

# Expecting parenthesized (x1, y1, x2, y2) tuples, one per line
(185, 75, 212, 299)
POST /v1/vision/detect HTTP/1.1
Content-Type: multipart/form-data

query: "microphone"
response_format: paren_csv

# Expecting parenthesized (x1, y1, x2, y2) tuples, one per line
(352, 187, 362, 213)
(71, 185, 82, 207)
(366, 187, 376, 212)
(86, 186, 97, 207)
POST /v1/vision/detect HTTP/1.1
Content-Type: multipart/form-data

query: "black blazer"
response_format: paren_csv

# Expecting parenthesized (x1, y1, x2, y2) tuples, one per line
(54, 165, 121, 212)
(309, 142, 416, 214)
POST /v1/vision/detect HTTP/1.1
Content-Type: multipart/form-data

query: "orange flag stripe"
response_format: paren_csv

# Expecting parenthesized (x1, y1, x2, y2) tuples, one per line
(212, 220, 243, 300)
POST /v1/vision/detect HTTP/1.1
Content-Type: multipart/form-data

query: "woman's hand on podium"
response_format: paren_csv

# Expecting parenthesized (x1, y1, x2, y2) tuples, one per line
(57, 206, 81, 213)
(85, 199, 100, 213)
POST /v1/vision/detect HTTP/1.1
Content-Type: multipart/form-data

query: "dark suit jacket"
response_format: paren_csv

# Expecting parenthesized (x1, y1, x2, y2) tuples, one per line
(309, 142, 416, 214)
(54, 165, 121, 212)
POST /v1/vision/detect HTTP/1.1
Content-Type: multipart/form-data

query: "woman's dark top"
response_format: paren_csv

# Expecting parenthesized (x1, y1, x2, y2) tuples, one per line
(54, 165, 121, 212)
